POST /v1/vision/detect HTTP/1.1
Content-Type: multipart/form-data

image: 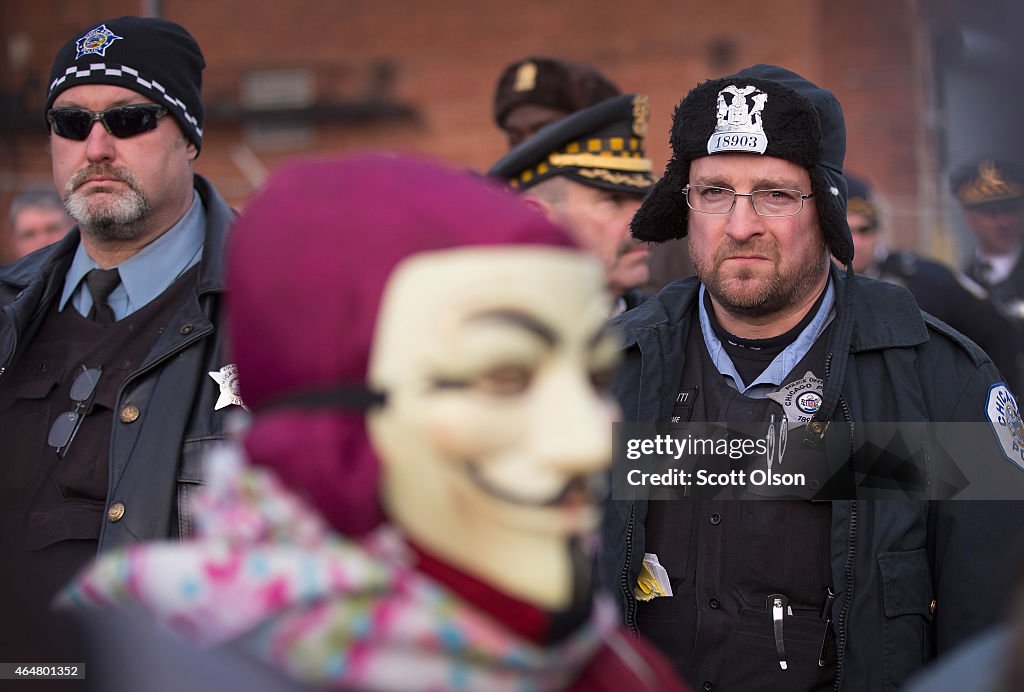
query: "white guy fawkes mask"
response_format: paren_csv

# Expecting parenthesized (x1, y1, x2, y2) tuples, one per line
(367, 246, 619, 610)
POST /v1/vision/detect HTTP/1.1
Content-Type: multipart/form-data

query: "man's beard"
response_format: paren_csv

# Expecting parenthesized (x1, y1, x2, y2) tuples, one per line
(63, 165, 151, 241)
(689, 233, 829, 318)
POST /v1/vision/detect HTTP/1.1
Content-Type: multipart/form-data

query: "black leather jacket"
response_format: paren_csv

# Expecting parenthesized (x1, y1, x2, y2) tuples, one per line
(0, 175, 234, 552)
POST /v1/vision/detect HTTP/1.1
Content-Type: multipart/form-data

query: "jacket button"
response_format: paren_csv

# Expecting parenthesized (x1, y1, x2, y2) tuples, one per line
(709, 597, 721, 609)
(180, 324, 193, 335)
(119, 405, 140, 423)
(710, 513, 722, 525)
(107, 502, 125, 523)
(929, 599, 937, 615)
(703, 682, 714, 691)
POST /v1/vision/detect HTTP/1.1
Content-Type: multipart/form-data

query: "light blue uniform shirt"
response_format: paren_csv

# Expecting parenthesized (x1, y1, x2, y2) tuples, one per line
(60, 191, 205, 321)
(698, 279, 835, 399)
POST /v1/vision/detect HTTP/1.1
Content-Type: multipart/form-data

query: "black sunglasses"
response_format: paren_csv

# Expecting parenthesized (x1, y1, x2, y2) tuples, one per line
(47, 104, 168, 141)
(47, 365, 102, 458)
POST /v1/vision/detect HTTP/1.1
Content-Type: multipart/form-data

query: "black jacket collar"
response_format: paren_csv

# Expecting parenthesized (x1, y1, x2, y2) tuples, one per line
(613, 263, 929, 353)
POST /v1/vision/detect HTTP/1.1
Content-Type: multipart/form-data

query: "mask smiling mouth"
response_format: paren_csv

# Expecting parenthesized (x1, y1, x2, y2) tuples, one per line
(464, 464, 608, 508)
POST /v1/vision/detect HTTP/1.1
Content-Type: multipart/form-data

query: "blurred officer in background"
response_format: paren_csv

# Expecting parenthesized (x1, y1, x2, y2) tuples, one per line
(846, 172, 1021, 393)
(8, 187, 75, 259)
(489, 94, 653, 315)
(493, 56, 621, 148)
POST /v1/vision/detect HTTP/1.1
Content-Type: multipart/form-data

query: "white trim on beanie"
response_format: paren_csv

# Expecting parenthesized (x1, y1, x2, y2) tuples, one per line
(48, 62, 203, 137)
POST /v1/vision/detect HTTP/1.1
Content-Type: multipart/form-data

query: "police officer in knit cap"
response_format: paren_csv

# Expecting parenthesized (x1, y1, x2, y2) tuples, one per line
(846, 172, 1022, 395)
(600, 65, 1024, 690)
(0, 16, 236, 663)
(493, 56, 621, 148)
(490, 93, 653, 315)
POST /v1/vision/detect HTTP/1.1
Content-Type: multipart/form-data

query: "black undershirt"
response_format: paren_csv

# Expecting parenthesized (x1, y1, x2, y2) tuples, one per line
(705, 285, 829, 386)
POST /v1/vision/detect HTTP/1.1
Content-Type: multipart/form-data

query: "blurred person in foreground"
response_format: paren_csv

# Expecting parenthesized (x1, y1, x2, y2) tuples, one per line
(599, 64, 1024, 691)
(490, 94, 653, 316)
(493, 56, 621, 148)
(7, 187, 75, 259)
(844, 172, 1021, 393)
(0, 16, 235, 663)
(61, 154, 687, 691)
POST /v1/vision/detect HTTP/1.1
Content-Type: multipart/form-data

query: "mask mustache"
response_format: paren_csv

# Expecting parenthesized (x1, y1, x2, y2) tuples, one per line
(543, 474, 609, 506)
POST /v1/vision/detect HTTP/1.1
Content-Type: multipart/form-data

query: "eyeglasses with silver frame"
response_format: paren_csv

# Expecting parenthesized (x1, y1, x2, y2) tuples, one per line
(47, 365, 102, 458)
(682, 184, 815, 217)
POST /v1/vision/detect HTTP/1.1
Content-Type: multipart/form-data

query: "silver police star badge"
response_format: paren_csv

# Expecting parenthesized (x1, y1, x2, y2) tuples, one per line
(766, 371, 824, 430)
(209, 364, 247, 411)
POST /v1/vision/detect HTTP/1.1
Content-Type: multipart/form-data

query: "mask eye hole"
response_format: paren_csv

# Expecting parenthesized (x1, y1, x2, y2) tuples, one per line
(477, 366, 533, 396)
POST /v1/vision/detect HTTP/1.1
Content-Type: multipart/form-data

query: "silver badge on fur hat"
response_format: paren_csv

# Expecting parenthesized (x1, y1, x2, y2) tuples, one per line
(75, 25, 123, 60)
(707, 85, 768, 155)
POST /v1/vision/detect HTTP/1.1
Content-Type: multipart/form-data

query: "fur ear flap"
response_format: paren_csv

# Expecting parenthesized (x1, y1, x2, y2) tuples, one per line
(631, 158, 691, 242)
(811, 166, 853, 264)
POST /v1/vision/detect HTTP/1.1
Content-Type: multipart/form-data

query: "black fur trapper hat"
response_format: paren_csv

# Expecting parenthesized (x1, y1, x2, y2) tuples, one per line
(632, 64, 853, 264)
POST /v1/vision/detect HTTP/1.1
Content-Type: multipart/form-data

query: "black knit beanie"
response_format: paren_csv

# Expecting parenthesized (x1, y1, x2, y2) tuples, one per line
(45, 16, 205, 151)
(632, 64, 852, 264)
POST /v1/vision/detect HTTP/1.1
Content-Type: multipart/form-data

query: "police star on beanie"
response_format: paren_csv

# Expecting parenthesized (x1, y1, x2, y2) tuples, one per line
(632, 64, 853, 264)
(45, 16, 205, 150)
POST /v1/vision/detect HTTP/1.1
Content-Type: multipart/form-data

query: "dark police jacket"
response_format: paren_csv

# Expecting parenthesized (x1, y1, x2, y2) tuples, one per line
(0, 175, 233, 552)
(876, 251, 1022, 396)
(600, 265, 1024, 691)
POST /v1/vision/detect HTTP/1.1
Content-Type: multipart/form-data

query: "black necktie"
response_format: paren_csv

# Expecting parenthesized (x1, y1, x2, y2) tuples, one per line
(84, 268, 121, 323)
(974, 259, 994, 287)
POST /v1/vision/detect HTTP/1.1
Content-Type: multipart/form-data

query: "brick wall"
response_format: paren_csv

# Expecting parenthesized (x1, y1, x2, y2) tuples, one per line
(1, 0, 933, 265)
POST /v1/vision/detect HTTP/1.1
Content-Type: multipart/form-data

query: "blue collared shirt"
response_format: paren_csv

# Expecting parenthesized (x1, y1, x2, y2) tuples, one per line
(60, 191, 205, 320)
(698, 279, 835, 399)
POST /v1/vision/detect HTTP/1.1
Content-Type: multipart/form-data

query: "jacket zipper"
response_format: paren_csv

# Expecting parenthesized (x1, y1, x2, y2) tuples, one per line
(825, 325, 856, 692)
(621, 504, 639, 633)
(833, 500, 857, 692)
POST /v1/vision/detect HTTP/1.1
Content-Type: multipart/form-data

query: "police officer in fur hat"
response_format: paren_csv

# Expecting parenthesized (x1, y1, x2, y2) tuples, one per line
(489, 94, 653, 315)
(0, 16, 236, 662)
(599, 65, 1024, 690)
(493, 56, 621, 148)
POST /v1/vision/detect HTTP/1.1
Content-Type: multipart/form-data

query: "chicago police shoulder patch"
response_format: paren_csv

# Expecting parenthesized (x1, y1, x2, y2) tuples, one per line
(985, 383, 1024, 470)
